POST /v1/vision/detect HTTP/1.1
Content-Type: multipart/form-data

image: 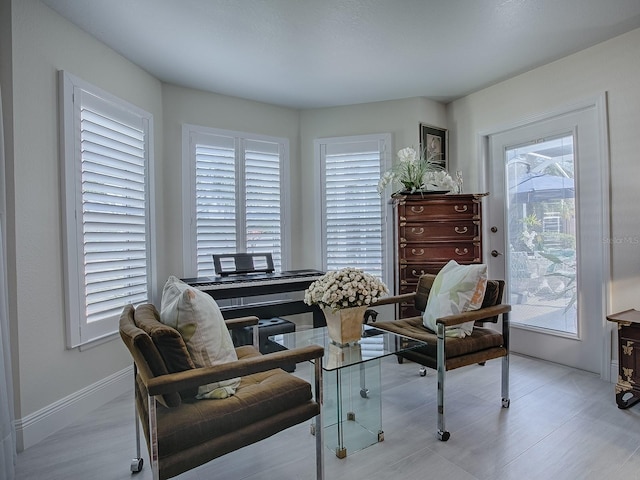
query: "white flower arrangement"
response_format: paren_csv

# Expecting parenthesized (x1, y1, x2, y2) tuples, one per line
(423, 170, 458, 192)
(304, 267, 389, 312)
(377, 146, 456, 195)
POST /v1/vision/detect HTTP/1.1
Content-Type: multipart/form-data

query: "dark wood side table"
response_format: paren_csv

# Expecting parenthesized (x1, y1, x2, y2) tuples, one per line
(606, 309, 640, 409)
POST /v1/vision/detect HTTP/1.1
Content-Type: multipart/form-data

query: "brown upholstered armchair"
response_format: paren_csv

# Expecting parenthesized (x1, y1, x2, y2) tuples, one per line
(366, 274, 511, 441)
(119, 304, 325, 480)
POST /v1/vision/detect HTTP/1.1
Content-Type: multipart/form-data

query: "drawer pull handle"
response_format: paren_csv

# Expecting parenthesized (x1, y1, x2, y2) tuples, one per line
(454, 226, 468, 234)
(410, 206, 425, 214)
(411, 269, 425, 278)
(411, 248, 425, 256)
(455, 248, 469, 256)
(411, 227, 425, 235)
(454, 205, 468, 212)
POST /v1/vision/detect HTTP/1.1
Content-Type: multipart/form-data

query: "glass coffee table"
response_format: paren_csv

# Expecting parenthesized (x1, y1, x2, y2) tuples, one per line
(271, 325, 426, 458)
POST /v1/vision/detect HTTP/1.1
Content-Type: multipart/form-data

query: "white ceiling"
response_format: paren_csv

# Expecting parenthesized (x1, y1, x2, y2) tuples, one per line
(41, 0, 640, 109)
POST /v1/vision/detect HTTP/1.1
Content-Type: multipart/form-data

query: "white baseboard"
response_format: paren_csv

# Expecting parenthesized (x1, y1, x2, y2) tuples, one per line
(15, 365, 133, 451)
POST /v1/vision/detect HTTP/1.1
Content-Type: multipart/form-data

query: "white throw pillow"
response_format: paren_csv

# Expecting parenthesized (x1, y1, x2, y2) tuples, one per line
(423, 260, 488, 338)
(160, 276, 240, 399)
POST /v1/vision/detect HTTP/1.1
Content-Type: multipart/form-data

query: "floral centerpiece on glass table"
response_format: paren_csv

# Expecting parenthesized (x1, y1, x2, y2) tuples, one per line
(377, 146, 457, 195)
(304, 267, 389, 346)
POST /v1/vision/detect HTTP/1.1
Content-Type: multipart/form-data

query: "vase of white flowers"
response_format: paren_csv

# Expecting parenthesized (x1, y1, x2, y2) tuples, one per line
(320, 306, 369, 346)
(304, 267, 389, 346)
(377, 146, 457, 195)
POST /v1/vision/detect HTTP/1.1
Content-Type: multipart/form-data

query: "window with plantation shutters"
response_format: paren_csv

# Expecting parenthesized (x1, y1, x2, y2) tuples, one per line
(183, 126, 289, 277)
(60, 71, 153, 348)
(315, 134, 392, 287)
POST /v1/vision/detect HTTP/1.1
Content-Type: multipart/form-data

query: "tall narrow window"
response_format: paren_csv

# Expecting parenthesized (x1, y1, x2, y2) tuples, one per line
(315, 134, 392, 284)
(60, 71, 153, 348)
(183, 126, 289, 277)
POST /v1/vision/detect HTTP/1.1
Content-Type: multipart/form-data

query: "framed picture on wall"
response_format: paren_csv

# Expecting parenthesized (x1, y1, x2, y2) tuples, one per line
(419, 124, 448, 170)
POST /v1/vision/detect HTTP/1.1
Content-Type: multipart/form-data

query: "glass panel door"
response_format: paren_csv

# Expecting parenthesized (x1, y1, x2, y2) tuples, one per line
(505, 135, 577, 335)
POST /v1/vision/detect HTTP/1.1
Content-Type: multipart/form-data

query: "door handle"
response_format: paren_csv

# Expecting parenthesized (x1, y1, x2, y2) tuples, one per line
(491, 249, 503, 257)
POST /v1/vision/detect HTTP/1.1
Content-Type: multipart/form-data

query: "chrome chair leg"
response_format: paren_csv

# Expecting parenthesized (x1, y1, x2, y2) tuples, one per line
(436, 323, 450, 441)
(501, 312, 511, 408)
(314, 360, 325, 480)
(130, 364, 144, 473)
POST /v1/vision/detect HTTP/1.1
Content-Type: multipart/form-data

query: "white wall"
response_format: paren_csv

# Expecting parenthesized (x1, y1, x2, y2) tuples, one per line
(7, 0, 163, 448)
(448, 27, 640, 316)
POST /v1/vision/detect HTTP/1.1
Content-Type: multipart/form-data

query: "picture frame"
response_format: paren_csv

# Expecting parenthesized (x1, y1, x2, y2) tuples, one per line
(419, 124, 448, 171)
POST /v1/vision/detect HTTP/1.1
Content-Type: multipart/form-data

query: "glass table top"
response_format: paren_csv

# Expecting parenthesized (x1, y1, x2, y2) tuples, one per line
(271, 325, 426, 371)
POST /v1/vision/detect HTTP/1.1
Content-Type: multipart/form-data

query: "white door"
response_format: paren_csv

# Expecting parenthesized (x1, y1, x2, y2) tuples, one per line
(486, 99, 609, 375)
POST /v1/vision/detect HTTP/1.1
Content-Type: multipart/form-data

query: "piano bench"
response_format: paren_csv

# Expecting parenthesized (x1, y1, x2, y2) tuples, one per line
(233, 318, 297, 372)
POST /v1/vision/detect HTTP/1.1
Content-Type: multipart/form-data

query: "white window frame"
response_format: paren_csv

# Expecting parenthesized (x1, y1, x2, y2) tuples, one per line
(59, 71, 155, 348)
(313, 133, 393, 288)
(181, 124, 291, 277)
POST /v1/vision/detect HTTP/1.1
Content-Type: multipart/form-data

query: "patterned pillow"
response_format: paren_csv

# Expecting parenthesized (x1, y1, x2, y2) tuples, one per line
(423, 260, 487, 338)
(160, 276, 240, 399)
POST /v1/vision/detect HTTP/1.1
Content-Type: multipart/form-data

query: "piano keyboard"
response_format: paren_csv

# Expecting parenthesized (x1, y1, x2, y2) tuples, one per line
(183, 269, 323, 292)
(182, 269, 326, 327)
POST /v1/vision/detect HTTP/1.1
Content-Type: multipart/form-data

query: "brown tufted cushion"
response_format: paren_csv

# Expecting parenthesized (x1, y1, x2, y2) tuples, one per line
(481, 280, 501, 308)
(477, 279, 503, 324)
(134, 304, 198, 400)
(374, 316, 504, 358)
(414, 275, 435, 313)
(119, 305, 182, 408)
(235, 345, 263, 361)
(153, 345, 313, 458)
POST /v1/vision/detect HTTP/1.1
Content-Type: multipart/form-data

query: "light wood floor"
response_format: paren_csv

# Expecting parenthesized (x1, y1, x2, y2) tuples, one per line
(15, 353, 640, 480)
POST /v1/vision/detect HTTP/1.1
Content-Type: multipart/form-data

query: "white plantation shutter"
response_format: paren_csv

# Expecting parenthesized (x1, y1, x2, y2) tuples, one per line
(61, 72, 153, 347)
(194, 134, 237, 275)
(318, 134, 391, 283)
(245, 139, 283, 267)
(185, 127, 288, 277)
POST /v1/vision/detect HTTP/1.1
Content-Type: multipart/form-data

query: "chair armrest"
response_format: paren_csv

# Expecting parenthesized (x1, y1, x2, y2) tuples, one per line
(365, 293, 416, 323)
(370, 292, 416, 307)
(224, 315, 259, 330)
(436, 304, 511, 328)
(145, 345, 324, 397)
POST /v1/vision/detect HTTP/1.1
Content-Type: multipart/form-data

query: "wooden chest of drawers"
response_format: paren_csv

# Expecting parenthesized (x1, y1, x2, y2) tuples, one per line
(393, 193, 486, 318)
